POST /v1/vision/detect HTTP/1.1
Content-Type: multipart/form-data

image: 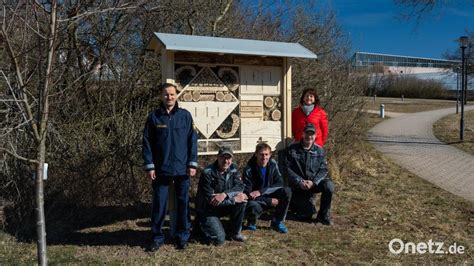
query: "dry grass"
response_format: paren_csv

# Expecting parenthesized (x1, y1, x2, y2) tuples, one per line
(0, 116, 474, 264)
(364, 97, 472, 113)
(1, 114, 473, 264)
(433, 110, 474, 155)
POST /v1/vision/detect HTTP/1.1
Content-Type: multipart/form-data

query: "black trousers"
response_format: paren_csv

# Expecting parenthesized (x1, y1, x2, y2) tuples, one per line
(245, 187, 292, 224)
(197, 202, 246, 246)
(290, 179, 334, 220)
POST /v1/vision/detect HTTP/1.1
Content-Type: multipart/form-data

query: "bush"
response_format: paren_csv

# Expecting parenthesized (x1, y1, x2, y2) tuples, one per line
(369, 74, 449, 99)
(1, 1, 367, 238)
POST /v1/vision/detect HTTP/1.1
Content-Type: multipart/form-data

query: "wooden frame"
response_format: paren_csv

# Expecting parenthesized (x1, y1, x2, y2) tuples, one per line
(155, 48, 293, 154)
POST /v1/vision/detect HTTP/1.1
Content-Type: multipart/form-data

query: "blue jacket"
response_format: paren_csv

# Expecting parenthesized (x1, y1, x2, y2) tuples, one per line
(142, 102, 198, 176)
(285, 142, 329, 188)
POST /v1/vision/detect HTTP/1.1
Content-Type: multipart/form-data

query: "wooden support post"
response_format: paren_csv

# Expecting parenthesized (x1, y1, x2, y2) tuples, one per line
(282, 58, 292, 142)
(160, 48, 175, 84)
(281, 58, 292, 187)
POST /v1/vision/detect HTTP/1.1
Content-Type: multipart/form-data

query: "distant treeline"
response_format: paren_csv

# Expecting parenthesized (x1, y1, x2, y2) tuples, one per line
(366, 74, 474, 100)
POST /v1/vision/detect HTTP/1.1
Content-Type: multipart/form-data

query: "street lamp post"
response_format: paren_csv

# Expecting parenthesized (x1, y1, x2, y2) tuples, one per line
(455, 67, 460, 114)
(466, 43, 472, 105)
(459, 36, 469, 141)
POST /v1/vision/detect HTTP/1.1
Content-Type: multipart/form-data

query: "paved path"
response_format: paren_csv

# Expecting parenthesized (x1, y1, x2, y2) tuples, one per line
(368, 106, 474, 202)
(365, 109, 405, 118)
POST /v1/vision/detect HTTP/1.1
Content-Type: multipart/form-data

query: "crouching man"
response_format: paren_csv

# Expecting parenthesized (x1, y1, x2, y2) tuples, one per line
(195, 146, 248, 245)
(286, 123, 335, 225)
(242, 143, 292, 233)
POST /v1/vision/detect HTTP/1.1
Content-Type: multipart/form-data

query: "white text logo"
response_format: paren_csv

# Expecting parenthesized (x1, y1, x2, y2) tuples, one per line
(388, 239, 465, 255)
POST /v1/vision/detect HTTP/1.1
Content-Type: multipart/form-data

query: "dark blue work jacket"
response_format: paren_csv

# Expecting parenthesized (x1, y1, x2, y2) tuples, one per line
(142, 102, 198, 176)
(285, 142, 329, 188)
(195, 161, 244, 213)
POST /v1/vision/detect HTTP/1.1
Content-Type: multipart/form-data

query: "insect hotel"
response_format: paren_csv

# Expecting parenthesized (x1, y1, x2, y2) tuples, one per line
(147, 33, 317, 154)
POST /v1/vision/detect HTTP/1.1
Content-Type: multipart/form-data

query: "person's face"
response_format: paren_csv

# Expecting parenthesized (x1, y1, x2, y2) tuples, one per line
(161, 86, 177, 109)
(303, 92, 315, 105)
(303, 131, 316, 147)
(217, 154, 232, 171)
(256, 148, 271, 167)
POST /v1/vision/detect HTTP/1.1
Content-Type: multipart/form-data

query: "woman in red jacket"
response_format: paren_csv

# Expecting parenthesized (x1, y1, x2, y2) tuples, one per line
(292, 88, 328, 147)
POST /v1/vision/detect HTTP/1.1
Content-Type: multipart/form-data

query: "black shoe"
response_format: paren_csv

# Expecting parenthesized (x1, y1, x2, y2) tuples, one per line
(147, 242, 162, 252)
(176, 242, 188, 250)
(230, 234, 247, 242)
(314, 217, 332, 226)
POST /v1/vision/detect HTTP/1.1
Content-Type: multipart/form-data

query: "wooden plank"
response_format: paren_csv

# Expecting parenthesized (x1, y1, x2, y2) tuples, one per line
(240, 100, 262, 107)
(174, 52, 283, 66)
(285, 62, 292, 140)
(241, 112, 262, 118)
(161, 48, 175, 84)
(198, 138, 240, 142)
(179, 101, 239, 139)
(239, 94, 262, 101)
(240, 118, 282, 152)
(234, 56, 283, 66)
(240, 66, 281, 95)
(240, 101, 263, 118)
(283, 58, 292, 141)
(241, 106, 262, 112)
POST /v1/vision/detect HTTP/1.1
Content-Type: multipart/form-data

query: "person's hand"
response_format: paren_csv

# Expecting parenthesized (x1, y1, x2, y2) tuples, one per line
(305, 180, 314, 189)
(147, 170, 156, 181)
(187, 167, 196, 177)
(210, 193, 227, 206)
(249, 190, 261, 200)
(234, 192, 248, 203)
(271, 198, 279, 207)
(299, 181, 307, 190)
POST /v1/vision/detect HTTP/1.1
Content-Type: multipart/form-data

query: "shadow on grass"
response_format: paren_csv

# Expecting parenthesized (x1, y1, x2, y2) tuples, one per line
(446, 140, 474, 145)
(3, 201, 196, 248)
(49, 229, 152, 247)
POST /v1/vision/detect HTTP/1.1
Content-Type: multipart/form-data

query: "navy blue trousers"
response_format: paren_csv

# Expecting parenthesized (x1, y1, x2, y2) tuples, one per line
(151, 175, 191, 246)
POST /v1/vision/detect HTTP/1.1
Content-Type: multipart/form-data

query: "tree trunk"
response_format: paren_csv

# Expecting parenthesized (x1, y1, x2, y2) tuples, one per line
(35, 139, 47, 265)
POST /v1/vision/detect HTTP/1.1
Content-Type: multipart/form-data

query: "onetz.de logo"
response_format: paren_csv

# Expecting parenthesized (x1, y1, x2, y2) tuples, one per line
(388, 239, 465, 255)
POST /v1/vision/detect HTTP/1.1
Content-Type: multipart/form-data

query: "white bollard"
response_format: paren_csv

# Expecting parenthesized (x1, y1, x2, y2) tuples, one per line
(380, 104, 385, 118)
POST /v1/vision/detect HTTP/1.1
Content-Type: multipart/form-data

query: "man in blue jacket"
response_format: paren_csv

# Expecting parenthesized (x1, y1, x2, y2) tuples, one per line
(286, 123, 334, 225)
(195, 146, 248, 245)
(242, 142, 292, 233)
(142, 83, 198, 251)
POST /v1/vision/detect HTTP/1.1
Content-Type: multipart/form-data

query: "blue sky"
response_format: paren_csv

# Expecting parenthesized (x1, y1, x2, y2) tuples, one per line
(328, 0, 474, 59)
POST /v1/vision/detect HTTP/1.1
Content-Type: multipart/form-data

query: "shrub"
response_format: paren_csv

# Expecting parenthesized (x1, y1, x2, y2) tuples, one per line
(369, 74, 449, 99)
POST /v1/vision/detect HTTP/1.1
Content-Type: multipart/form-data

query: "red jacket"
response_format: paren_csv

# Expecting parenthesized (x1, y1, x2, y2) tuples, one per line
(292, 105, 329, 147)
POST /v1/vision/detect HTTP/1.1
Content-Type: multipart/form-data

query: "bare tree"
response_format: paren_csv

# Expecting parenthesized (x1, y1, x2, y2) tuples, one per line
(1, 0, 151, 264)
(395, 0, 474, 25)
(1, 2, 61, 263)
(1, 1, 367, 263)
